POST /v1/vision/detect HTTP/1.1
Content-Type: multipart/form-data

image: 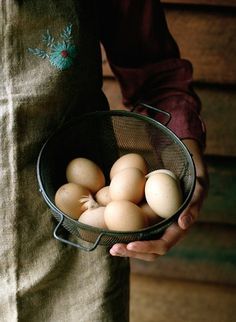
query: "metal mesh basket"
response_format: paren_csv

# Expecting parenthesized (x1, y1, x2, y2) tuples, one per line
(37, 106, 196, 251)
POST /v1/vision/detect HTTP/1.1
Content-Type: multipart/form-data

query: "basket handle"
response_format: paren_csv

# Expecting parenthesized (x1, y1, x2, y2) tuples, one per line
(131, 102, 171, 126)
(53, 213, 104, 251)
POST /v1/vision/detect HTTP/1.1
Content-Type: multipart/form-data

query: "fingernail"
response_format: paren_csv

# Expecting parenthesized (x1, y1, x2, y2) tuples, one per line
(110, 250, 122, 256)
(110, 246, 124, 257)
(127, 243, 136, 251)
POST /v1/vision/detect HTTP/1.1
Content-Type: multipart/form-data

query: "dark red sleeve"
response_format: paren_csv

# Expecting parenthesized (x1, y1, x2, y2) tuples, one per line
(99, 0, 206, 147)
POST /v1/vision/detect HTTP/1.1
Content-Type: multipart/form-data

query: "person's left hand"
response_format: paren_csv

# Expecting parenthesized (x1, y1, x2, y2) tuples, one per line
(109, 139, 209, 261)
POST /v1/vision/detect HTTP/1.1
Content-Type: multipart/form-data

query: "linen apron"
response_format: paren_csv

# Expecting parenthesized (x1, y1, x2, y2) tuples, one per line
(0, 1, 130, 321)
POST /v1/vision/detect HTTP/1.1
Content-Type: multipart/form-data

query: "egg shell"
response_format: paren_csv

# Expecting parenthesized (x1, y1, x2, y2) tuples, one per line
(146, 169, 178, 181)
(109, 167, 146, 204)
(95, 186, 111, 206)
(104, 200, 146, 231)
(139, 202, 162, 226)
(110, 153, 148, 179)
(55, 182, 90, 219)
(145, 173, 183, 218)
(78, 207, 107, 229)
(66, 157, 105, 194)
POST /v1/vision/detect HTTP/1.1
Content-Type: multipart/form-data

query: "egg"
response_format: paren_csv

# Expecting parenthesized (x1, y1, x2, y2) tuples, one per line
(66, 157, 105, 194)
(146, 169, 178, 181)
(110, 153, 148, 179)
(104, 200, 146, 231)
(78, 207, 107, 229)
(109, 167, 146, 204)
(145, 173, 183, 218)
(55, 182, 90, 219)
(95, 186, 111, 206)
(139, 202, 162, 226)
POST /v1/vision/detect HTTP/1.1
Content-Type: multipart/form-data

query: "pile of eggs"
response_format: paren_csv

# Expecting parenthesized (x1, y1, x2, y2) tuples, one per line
(54, 153, 183, 231)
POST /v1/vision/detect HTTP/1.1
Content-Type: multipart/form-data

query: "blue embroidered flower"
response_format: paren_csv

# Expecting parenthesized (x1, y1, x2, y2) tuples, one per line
(50, 41, 77, 70)
(28, 23, 78, 71)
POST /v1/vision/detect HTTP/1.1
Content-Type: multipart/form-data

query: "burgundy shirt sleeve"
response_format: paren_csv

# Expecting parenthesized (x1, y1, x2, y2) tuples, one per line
(99, 0, 206, 147)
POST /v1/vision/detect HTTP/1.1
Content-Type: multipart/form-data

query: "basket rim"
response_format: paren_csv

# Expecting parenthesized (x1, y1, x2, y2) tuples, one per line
(36, 109, 196, 238)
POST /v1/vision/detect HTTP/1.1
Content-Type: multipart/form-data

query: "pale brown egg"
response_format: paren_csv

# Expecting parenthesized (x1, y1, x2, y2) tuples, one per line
(139, 202, 162, 226)
(55, 182, 90, 219)
(110, 153, 148, 179)
(78, 207, 107, 229)
(109, 167, 146, 204)
(66, 157, 105, 194)
(104, 200, 146, 231)
(95, 186, 111, 206)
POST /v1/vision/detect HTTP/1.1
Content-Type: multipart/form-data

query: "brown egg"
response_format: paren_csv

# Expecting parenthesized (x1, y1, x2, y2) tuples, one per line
(110, 153, 148, 179)
(95, 186, 111, 206)
(55, 182, 90, 219)
(104, 200, 146, 231)
(78, 207, 107, 229)
(66, 157, 105, 194)
(109, 167, 146, 204)
(139, 202, 162, 226)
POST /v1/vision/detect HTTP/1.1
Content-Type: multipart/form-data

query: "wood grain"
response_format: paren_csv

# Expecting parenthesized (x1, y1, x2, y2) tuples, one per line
(163, 0, 236, 7)
(196, 85, 236, 156)
(164, 7, 236, 85)
(200, 155, 236, 225)
(130, 222, 236, 285)
(130, 273, 236, 322)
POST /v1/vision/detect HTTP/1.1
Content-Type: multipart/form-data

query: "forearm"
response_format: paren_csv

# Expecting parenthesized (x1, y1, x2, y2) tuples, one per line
(99, 1, 205, 147)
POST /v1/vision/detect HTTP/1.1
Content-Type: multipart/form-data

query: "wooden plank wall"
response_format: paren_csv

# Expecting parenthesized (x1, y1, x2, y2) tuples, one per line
(102, 0, 236, 285)
(163, 0, 236, 7)
(163, 1, 236, 157)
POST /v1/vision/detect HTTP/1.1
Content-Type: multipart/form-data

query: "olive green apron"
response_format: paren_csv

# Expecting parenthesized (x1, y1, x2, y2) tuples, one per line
(0, 1, 130, 321)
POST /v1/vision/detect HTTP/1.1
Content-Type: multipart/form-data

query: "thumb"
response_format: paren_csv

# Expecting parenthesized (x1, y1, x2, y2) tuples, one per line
(178, 204, 198, 230)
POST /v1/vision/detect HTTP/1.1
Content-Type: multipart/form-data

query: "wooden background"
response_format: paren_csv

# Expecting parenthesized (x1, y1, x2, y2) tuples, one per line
(101, 1, 236, 317)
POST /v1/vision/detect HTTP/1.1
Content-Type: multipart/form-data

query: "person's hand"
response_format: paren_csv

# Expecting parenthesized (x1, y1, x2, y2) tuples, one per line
(109, 139, 209, 261)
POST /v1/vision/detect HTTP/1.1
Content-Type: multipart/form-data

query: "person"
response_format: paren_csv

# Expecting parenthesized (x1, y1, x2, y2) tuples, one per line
(0, 1, 208, 321)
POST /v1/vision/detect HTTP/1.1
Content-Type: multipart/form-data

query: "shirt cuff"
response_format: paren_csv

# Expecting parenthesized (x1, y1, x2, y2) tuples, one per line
(109, 58, 206, 148)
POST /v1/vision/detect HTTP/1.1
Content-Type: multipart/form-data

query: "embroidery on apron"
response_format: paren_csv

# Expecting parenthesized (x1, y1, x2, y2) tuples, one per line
(28, 23, 78, 70)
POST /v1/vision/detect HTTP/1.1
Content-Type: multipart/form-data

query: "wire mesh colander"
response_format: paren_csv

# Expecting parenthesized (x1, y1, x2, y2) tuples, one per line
(37, 106, 196, 251)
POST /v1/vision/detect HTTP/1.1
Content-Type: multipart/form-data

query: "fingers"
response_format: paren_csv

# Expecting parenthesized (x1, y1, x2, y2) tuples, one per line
(110, 243, 158, 261)
(178, 210, 195, 230)
(109, 174, 208, 261)
(110, 223, 186, 261)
